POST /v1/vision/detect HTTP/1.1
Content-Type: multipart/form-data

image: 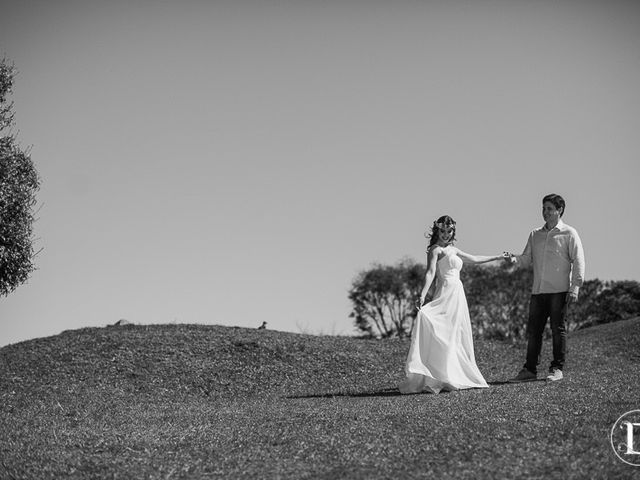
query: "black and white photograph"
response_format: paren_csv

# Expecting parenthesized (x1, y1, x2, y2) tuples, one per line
(1, 0, 639, 478)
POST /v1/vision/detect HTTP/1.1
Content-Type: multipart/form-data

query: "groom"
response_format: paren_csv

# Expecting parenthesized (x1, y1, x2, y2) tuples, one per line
(508, 194, 585, 383)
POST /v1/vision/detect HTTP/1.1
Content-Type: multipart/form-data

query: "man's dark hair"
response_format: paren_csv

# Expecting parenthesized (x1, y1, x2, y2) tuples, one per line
(542, 193, 565, 217)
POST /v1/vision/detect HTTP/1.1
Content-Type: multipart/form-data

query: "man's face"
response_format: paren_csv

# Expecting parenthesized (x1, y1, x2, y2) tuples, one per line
(542, 201, 562, 225)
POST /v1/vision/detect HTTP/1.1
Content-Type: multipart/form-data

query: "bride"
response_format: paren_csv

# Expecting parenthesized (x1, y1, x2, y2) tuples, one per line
(398, 215, 509, 394)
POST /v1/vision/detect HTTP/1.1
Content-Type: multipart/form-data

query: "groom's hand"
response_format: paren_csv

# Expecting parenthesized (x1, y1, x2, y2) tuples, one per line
(567, 292, 578, 305)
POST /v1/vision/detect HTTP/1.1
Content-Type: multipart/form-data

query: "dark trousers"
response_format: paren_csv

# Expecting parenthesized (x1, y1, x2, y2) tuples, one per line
(524, 293, 568, 375)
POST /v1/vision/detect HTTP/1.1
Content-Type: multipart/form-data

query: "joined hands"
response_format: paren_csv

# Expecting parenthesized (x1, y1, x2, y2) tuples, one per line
(502, 252, 516, 264)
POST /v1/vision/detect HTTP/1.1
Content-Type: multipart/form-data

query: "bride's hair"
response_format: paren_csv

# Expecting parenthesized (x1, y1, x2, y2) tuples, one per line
(425, 215, 457, 248)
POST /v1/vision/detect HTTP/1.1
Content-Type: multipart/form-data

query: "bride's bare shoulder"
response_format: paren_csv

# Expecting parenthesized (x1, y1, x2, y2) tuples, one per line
(426, 244, 443, 258)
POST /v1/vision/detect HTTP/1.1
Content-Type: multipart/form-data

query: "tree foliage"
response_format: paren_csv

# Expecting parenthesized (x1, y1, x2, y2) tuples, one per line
(578, 280, 640, 328)
(0, 59, 40, 297)
(564, 278, 605, 331)
(349, 258, 640, 341)
(348, 258, 424, 338)
(460, 263, 533, 341)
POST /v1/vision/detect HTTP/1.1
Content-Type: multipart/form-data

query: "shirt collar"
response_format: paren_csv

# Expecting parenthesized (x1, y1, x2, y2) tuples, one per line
(543, 219, 565, 231)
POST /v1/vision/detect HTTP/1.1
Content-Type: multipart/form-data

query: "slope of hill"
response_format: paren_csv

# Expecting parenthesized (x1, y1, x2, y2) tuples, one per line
(1, 318, 638, 479)
(1, 323, 410, 400)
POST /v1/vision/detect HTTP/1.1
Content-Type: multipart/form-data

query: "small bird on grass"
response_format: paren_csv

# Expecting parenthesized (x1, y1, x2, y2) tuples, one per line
(257, 321, 267, 330)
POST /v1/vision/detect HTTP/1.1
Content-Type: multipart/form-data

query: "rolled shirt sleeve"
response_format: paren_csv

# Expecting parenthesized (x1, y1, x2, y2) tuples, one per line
(514, 232, 533, 268)
(568, 228, 585, 295)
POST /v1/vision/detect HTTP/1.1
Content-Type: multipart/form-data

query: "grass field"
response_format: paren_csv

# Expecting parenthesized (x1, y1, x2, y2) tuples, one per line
(1, 317, 639, 479)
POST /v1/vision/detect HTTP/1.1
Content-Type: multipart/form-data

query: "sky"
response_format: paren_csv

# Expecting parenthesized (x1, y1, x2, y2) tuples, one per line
(1, 0, 639, 347)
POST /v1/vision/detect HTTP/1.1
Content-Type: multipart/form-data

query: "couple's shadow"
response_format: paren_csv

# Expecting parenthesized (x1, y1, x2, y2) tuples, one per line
(287, 387, 403, 399)
(286, 380, 539, 399)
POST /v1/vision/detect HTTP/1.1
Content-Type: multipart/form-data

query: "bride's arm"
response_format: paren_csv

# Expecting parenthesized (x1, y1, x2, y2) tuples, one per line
(420, 246, 440, 305)
(455, 248, 508, 265)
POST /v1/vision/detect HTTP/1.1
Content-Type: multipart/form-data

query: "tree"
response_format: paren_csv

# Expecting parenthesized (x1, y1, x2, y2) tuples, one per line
(348, 258, 424, 338)
(461, 263, 533, 341)
(581, 280, 640, 328)
(0, 59, 40, 297)
(349, 256, 640, 341)
(565, 278, 605, 331)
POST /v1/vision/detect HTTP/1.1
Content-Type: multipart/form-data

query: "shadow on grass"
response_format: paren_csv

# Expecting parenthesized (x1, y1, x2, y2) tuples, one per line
(286, 386, 492, 399)
(288, 379, 547, 399)
(287, 387, 406, 399)
(488, 379, 546, 386)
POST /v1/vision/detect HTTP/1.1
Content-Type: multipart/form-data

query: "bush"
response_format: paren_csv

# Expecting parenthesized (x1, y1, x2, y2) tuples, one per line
(461, 263, 533, 341)
(0, 59, 40, 297)
(578, 280, 640, 328)
(348, 258, 423, 338)
(349, 258, 640, 341)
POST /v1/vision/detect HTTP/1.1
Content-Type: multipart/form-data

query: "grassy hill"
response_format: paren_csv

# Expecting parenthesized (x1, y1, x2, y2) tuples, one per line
(1, 318, 639, 479)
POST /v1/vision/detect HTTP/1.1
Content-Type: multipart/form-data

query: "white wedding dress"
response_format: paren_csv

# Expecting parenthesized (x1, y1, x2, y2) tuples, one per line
(399, 245, 489, 394)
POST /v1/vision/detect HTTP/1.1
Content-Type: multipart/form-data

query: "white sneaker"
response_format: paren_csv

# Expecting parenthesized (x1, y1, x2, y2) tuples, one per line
(546, 369, 563, 381)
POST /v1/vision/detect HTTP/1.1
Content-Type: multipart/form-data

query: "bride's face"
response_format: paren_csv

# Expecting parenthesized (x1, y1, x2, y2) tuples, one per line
(438, 226, 455, 244)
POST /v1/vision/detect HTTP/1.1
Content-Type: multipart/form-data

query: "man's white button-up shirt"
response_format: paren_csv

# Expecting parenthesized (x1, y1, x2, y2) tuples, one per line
(515, 220, 585, 295)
